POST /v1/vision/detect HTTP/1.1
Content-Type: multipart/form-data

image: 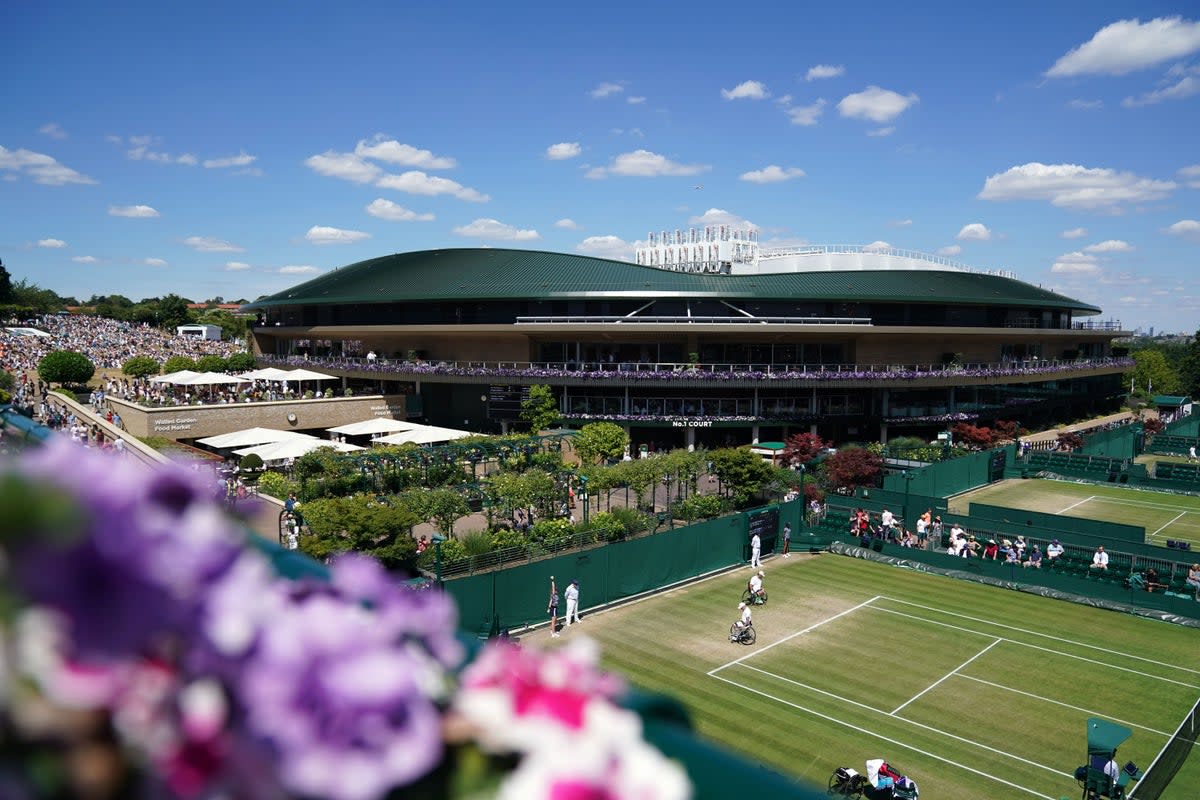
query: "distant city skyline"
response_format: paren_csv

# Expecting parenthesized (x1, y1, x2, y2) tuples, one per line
(2, 2, 1198, 333)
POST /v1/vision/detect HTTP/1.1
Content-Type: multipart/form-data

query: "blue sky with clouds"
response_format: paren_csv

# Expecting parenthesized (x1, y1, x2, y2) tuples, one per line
(2, 1, 1198, 332)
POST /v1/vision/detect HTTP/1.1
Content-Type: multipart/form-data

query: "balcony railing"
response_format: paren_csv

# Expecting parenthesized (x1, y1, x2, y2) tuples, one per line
(263, 355, 1134, 383)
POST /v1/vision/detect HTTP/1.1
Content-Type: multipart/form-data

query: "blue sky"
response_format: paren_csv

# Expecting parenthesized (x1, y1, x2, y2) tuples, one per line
(2, 1, 1198, 333)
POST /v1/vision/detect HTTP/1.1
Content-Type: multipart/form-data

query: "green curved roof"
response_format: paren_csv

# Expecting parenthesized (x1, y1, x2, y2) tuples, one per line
(244, 248, 1102, 314)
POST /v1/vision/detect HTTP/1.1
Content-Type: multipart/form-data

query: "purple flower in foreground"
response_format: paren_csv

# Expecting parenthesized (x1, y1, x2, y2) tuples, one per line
(4, 439, 241, 658)
(236, 590, 446, 800)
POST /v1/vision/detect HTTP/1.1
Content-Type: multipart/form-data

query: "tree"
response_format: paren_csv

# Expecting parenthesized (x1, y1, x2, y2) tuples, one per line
(1130, 349, 1179, 395)
(37, 350, 95, 385)
(520, 384, 560, 432)
(226, 352, 257, 372)
(157, 294, 192, 330)
(1176, 330, 1200, 399)
(121, 356, 160, 379)
(0, 258, 12, 304)
(195, 355, 229, 373)
(403, 487, 470, 538)
(1056, 431, 1085, 452)
(162, 356, 198, 374)
(708, 447, 774, 504)
(781, 431, 829, 467)
(823, 446, 885, 493)
(572, 422, 629, 465)
(950, 422, 998, 450)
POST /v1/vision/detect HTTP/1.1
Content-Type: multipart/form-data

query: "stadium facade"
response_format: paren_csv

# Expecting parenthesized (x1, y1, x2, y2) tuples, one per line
(242, 246, 1131, 450)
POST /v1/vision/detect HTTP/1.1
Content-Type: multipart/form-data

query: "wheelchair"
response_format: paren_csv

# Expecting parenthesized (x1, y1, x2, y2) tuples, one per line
(741, 587, 768, 605)
(828, 763, 918, 799)
(728, 621, 756, 645)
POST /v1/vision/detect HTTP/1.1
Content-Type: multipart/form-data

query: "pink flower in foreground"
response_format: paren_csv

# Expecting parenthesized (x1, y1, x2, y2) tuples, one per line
(496, 733, 692, 800)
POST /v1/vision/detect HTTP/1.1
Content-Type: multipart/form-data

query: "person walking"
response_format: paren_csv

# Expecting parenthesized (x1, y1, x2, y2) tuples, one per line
(750, 532, 762, 568)
(547, 576, 560, 637)
(564, 579, 581, 627)
(781, 523, 792, 558)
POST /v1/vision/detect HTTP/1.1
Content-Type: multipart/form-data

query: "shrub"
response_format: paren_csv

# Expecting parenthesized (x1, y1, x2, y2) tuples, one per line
(195, 355, 228, 373)
(256, 470, 296, 501)
(239, 453, 264, 473)
(323, 388, 333, 398)
(303, 390, 315, 399)
(672, 494, 724, 522)
(121, 356, 160, 379)
(37, 350, 95, 385)
(416, 537, 467, 571)
(343, 387, 354, 397)
(606, 507, 652, 538)
(226, 352, 256, 371)
(162, 356, 197, 374)
(531, 518, 574, 551)
(584, 512, 626, 542)
(461, 530, 495, 557)
(489, 527, 529, 551)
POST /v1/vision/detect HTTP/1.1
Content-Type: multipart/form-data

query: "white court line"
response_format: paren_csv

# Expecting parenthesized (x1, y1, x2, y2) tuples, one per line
(737, 662, 1068, 780)
(956, 674, 1176, 738)
(1059, 494, 1200, 513)
(891, 639, 1001, 715)
(881, 596, 1200, 679)
(870, 605, 1200, 690)
(709, 671, 1061, 800)
(1057, 495, 1097, 514)
(1149, 511, 1188, 539)
(707, 595, 881, 675)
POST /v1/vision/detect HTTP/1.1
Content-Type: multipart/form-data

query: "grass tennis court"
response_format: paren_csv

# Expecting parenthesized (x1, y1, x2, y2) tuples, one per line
(951, 479, 1200, 550)
(540, 554, 1200, 799)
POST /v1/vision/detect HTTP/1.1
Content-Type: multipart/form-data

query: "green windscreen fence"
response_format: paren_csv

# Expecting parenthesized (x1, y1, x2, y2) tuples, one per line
(968, 502, 1145, 543)
(444, 501, 812, 633)
(1080, 423, 1143, 459)
(1164, 413, 1200, 438)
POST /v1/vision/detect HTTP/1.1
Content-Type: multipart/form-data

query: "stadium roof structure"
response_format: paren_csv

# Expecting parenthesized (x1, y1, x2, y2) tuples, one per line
(244, 248, 1102, 315)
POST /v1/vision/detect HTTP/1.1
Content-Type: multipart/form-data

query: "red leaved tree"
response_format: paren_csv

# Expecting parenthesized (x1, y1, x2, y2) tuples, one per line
(823, 447, 885, 493)
(1056, 431, 1085, 452)
(950, 423, 997, 450)
(991, 419, 1023, 443)
(782, 431, 830, 468)
(1143, 417, 1165, 435)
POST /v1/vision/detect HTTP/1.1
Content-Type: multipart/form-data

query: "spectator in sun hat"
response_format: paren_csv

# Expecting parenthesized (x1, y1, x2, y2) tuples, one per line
(1046, 539, 1064, 561)
(982, 538, 998, 560)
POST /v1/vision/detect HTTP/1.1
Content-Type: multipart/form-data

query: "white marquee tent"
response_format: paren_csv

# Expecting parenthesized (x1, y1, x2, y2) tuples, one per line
(371, 425, 473, 446)
(326, 418, 416, 437)
(197, 427, 313, 449)
(233, 437, 363, 463)
(150, 369, 201, 384)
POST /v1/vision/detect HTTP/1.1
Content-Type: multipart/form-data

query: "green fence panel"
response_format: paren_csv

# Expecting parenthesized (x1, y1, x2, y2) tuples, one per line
(1081, 423, 1142, 459)
(968, 502, 1145, 543)
(1164, 414, 1200, 437)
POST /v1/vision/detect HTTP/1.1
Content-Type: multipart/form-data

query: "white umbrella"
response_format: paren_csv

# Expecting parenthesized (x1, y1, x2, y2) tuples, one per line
(234, 438, 363, 463)
(181, 371, 252, 385)
(238, 367, 296, 381)
(284, 368, 336, 382)
(327, 418, 417, 436)
(372, 426, 474, 445)
(150, 369, 201, 384)
(197, 428, 316, 449)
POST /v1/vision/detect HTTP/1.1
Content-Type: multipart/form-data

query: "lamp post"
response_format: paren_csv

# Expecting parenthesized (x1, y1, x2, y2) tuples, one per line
(432, 532, 447, 586)
(902, 469, 914, 533)
(798, 464, 806, 529)
(579, 474, 589, 525)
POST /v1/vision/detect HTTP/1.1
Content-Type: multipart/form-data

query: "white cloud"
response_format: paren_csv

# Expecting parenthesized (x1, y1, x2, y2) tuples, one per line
(585, 149, 709, 179)
(590, 82, 623, 98)
(1050, 251, 1100, 274)
(184, 236, 244, 253)
(39, 122, 67, 139)
(1164, 219, 1200, 239)
(37, 238, 67, 248)
(1045, 16, 1200, 78)
(1083, 239, 1134, 253)
(784, 99, 826, 126)
(957, 223, 992, 241)
(143, 257, 168, 267)
(234, 167, 263, 177)
(365, 198, 434, 222)
(936, 245, 963, 257)
(862, 240, 891, 252)
(576, 235, 633, 260)
(353, 136, 456, 169)
(0, 146, 97, 185)
(203, 151, 257, 169)
(305, 225, 371, 245)
(837, 86, 919, 122)
(122, 135, 196, 165)
(375, 171, 489, 201)
(555, 218, 580, 230)
(805, 64, 844, 81)
(1061, 227, 1089, 238)
(1123, 75, 1200, 107)
(687, 208, 758, 229)
(109, 204, 160, 218)
(1067, 98, 1104, 110)
(452, 218, 540, 241)
(304, 151, 382, 184)
(739, 165, 806, 184)
(722, 80, 769, 100)
(224, 261, 251, 271)
(1179, 164, 1200, 188)
(978, 162, 1176, 210)
(890, 219, 914, 227)
(866, 127, 895, 137)
(72, 255, 97, 264)
(279, 265, 318, 275)
(627, 96, 646, 104)
(546, 142, 582, 160)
